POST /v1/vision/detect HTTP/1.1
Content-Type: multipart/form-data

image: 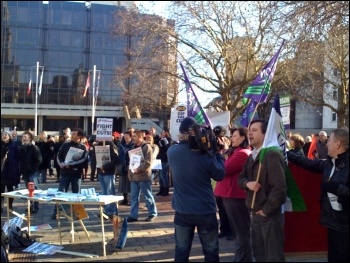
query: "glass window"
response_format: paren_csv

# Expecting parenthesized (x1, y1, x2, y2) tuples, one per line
(49, 30, 60, 46)
(92, 33, 103, 49)
(60, 31, 71, 46)
(71, 32, 83, 47)
(332, 90, 338, 100)
(61, 10, 72, 26)
(332, 112, 337, 122)
(61, 51, 71, 67)
(18, 6, 29, 22)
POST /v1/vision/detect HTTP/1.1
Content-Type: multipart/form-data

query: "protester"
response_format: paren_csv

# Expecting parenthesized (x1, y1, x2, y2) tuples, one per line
(118, 131, 133, 205)
(1, 131, 21, 212)
(127, 130, 157, 222)
(155, 128, 173, 196)
(289, 133, 305, 156)
(52, 128, 88, 219)
(53, 135, 65, 183)
(167, 117, 225, 262)
(35, 131, 52, 183)
(315, 131, 328, 159)
(303, 135, 312, 156)
(238, 119, 287, 262)
(94, 140, 119, 218)
(215, 127, 252, 261)
(287, 128, 349, 262)
(19, 131, 42, 214)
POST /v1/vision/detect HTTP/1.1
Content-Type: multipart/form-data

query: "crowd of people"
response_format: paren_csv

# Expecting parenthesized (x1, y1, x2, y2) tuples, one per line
(0, 122, 348, 262)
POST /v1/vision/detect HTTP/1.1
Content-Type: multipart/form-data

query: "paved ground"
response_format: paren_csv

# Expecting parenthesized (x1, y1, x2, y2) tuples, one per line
(2, 173, 327, 262)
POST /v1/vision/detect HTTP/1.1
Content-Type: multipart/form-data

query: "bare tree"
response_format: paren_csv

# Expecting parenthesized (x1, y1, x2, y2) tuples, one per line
(111, 9, 178, 120)
(112, 1, 348, 127)
(274, 1, 349, 128)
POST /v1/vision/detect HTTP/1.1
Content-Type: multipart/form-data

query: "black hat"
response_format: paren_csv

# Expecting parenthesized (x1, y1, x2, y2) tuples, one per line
(179, 117, 198, 134)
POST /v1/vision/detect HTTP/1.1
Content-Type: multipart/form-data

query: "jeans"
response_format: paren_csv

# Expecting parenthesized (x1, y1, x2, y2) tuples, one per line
(23, 172, 40, 210)
(129, 181, 157, 219)
(53, 175, 81, 215)
(174, 212, 219, 262)
(99, 174, 118, 216)
(159, 162, 169, 188)
(58, 175, 81, 193)
(39, 169, 47, 183)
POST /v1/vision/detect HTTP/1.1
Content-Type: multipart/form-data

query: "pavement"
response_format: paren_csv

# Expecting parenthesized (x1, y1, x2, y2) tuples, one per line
(1, 173, 327, 262)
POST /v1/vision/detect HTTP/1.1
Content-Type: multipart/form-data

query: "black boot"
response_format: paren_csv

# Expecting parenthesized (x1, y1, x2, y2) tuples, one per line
(156, 187, 164, 195)
(162, 187, 169, 196)
(120, 193, 128, 205)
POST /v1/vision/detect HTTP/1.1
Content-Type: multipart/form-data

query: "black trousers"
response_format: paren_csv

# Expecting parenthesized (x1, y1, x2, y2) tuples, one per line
(328, 228, 349, 262)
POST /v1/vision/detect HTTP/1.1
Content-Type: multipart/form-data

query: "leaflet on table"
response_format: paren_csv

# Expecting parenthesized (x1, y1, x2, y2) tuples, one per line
(94, 146, 111, 168)
(23, 242, 64, 255)
(64, 147, 84, 164)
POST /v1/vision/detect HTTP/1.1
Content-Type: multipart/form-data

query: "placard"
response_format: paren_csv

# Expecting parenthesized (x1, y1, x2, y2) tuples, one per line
(94, 145, 111, 168)
(96, 118, 113, 141)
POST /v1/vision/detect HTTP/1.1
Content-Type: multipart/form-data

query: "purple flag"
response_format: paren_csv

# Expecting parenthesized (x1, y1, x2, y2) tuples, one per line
(240, 99, 259, 127)
(243, 40, 285, 104)
(180, 63, 212, 127)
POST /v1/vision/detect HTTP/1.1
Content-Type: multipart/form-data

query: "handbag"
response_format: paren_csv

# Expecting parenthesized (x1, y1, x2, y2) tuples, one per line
(1, 151, 8, 174)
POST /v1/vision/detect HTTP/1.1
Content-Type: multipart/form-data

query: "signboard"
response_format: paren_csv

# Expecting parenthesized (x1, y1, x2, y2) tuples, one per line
(280, 96, 290, 130)
(170, 104, 187, 141)
(96, 118, 113, 141)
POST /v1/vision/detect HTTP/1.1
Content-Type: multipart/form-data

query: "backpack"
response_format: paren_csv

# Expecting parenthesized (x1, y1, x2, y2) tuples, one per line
(8, 225, 36, 252)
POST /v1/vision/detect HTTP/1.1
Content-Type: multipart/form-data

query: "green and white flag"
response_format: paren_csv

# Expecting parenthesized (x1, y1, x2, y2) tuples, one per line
(259, 94, 307, 212)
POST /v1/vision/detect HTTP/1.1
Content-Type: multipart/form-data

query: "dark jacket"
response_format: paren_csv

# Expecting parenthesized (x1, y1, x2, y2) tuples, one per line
(287, 151, 349, 233)
(93, 141, 119, 176)
(19, 143, 42, 177)
(157, 136, 172, 162)
(1, 140, 21, 185)
(36, 140, 53, 170)
(57, 141, 88, 179)
(238, 150, 287, 216)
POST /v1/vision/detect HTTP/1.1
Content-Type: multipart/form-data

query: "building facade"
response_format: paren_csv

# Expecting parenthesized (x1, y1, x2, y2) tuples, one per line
(1, 1, 152, 135)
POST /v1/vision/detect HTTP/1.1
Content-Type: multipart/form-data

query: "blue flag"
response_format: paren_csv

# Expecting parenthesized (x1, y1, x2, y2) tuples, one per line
(180, 63, 212, 127)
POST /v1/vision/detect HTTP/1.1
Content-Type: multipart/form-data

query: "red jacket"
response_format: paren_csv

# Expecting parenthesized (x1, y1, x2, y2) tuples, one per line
(214, 147, 251, 199)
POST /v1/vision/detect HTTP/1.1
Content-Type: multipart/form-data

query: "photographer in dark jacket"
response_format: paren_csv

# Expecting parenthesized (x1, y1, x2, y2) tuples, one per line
(287, 128, 349, 262)
(167, 117, 225, 262)
(19, 131, 42, 214)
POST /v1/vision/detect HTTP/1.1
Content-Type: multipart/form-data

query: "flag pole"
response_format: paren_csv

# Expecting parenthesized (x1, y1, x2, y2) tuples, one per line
(34, 61, 39, 137)
(91, 65, 96, 135)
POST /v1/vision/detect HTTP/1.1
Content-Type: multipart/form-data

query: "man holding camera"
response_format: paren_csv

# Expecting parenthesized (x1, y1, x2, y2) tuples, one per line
(167, 117, 225, 262)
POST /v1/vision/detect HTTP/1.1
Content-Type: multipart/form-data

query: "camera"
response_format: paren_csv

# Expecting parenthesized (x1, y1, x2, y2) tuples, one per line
(213, 126, 226, 137)
(188, 125, 217, 157)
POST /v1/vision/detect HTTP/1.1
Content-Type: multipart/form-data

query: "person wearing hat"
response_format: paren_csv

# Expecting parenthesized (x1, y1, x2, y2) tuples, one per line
(167, 117, 225, 262)
(155, 127, 173, 196)
(316, 131, 328, 159)
(1, 130, 21, 213)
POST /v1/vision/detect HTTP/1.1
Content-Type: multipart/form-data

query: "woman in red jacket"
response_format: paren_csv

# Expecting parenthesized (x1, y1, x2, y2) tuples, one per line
(214, 127, 252, 262)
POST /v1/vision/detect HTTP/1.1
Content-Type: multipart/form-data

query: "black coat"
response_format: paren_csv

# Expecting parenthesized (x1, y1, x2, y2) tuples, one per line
(287, 151, 349, 233)
(19, 143, 42, 177)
